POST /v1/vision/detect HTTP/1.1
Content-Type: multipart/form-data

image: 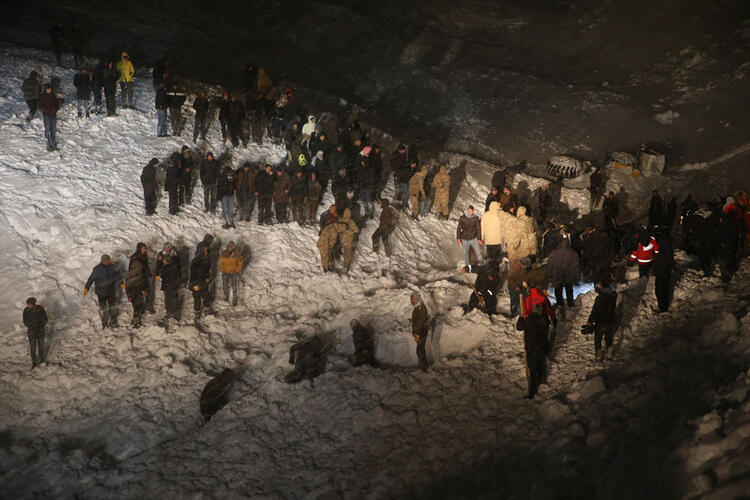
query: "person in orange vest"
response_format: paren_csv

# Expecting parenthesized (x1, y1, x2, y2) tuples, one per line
(218, 241, 243, 306)
(629, 229, 659, 277)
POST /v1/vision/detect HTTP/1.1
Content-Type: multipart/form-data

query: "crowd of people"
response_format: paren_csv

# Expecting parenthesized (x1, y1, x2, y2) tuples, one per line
(19, 31, 750, 402)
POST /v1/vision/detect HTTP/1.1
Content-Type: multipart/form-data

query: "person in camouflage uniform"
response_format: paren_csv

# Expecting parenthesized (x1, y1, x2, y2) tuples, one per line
(408, 166, 427, 219)
(431, 165, 451, 219)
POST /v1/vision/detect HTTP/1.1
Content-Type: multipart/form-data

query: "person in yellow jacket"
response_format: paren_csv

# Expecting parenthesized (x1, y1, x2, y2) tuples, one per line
(218, 241, 243, 306)
(117, 51, 135, 108)
(431, 165, 451, 219)
(408, 166, 427, 219)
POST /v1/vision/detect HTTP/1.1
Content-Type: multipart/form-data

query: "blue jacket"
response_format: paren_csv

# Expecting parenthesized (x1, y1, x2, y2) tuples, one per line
(85, 263, 121, 297)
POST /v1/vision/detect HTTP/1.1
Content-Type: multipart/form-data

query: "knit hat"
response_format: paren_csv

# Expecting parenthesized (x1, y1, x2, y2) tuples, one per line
(101, 254, 111, 263)
(26, 297, 37, 305)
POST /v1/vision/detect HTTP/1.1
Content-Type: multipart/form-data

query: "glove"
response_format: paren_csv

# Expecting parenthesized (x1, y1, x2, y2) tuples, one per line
(193, 285, 200, 292)
(412, 334, 419, 343)
(121, 283, 126, 288)
(83, 289, 88, 297)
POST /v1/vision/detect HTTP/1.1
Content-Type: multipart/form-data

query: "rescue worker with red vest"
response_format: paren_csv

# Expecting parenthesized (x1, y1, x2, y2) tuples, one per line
(629, 229, 659, 277)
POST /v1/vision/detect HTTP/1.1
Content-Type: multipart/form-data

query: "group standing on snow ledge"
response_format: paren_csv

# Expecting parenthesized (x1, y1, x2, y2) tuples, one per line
(18, 30, 750, 400)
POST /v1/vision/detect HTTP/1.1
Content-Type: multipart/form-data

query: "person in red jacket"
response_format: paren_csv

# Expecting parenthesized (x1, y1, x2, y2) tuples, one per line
(629, 230, 659, 277)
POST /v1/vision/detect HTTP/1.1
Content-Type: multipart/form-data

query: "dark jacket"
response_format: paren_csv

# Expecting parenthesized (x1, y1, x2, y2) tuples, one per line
(391, 150, 408, 181)
(581, 230, 611, 265)
(236, 168, 256, 199)
(484, 191, 501, 211)
(22, 72, 41, 101)
(588, 287, 617, 326)
(474, 267, 500, 297)
(356, 163, 378, 191)
(85, 263, 121, 297)
(254, 169, 275, 195)
(273, 173, 291, 203)
(37, 92, 59, 117)
(456, 212, 481, 241)
(73, 72, 91, 99)
(602, 197, 619, 221)
(193, 96, 209, 118)
(200, 158, 220, 186)
(155, 86, 168, 110)
(516, 313, 549, 355)
(160, 257, 181, 291)
(217, 168, 236, 198)
(228, 100, 245, 125)
(166, 87, 187, 109)
(189, 255, 211, 290)
(23, 305, 48, 331)
(378, 199, 397, 231)
(103, 65, 119, 90)
(165, 156, 181, 191)
(546, 240, 580, 286)
(141, 159, 158, 191)
(289, 174, 307, 199)
(329, 149, 348, 174)
(411, 300, 429, 337)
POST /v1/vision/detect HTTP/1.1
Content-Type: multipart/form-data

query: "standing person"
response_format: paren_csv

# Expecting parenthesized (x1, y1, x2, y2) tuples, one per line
(272, 167, 291, 223)
(585, 280, 618, 361)
(457, 205, 483, 267)
(304, 171, 322, 225)
(83, 254, 122, 329)
(507, 257, 529, 317)
(254, 164, 275, 225)
(516, 303, 549, 398)
(23, 297, 48, 369)
(125, 243, 150, 328)
(103, 60, 118, 116)
(410, 293, 430, 371)
(589, 167, 605, 209)
(37, 84, 60, 152)
(484, 186, 501, 211)
(532, 184, 552, 225)
(390, 144, 409, 201)
(717, 212, 739, 283)
(179, 146, 195, 205)
(547, 239, 580, 310)
(648, 189, 664, 230)
(72, 67, 91, 118)
(192, 91, 209, 142)
(164, 153, 181, 215)
(218, 241, 243, 306)
(117, 52, 135, 109)
(350, 319, 378, 367)
(289, 170, 307, 223)
(200, 152, 219, 213)
(499, 185, 518, 214)
(158, 253, 181, 321)
(189, 245, 212, 319)
(154, 80, 168, 136)
(653, 229, 674, 312)
(317, 216, 340, 272)
(408, 166, 428, 219)
(338, 208, 360, 272)
(372, 198, 399, 256)
(431, 165, 451, 219)
(629, 230, 659, 277)
(166, 82, 186, 136)
(581, 226, 612, 284)
(217, 164, 236, 228)
(236, 162, 257, 222)
(356, 155, 378, 219)
(602, 191, 620, 253)
(217, 91, 230, 143)
(91, 59, 104, 114)
(481, 201, 508, 265)
(227, 94, 245, 147)
(21, 69, 42, 121)
(49, 22, 66, 66)
(140, 158, 159, 215)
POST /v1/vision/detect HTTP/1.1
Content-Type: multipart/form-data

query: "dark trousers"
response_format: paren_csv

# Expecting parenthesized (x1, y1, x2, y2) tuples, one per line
(193, 114, 207, 142)
(638, 263, 651, 277)
(416, 333, 427, 367)
(168, 189, 178, 215)
(238, 194, 255, 220)
(104, 86, 116, 115)
(97, 295, 118, 327)
(27, 328, 45, 363)
(131, 293, 145, 325)
(144, 187, 157, 214)
(203, 184, 217, 212)
(163, 288, 180, 319)
(258, 194, 273, 224)
(654, 272, 671, 311)
(526, 351, 546, 398)
(219, 118, 229, 141)
(193, 287, 210, 313)
(291, 197, 305, 222)
(554, 283, 574, 307)
(275, 202, 288, 223)
(372, 228, 393, 255)
(594, 324, 616, 352)
(486, 244, 503, 264)
(468, 292, 497, 314)
(25, 99, 37, 117)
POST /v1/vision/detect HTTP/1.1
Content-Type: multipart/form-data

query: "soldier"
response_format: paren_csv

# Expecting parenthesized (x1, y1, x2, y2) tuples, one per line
(338, 208, 360, 272)
(317, 217, 340, 272)
(289, 170, 307, 223)
(408, 165, 427, 219)
(23, 297, 48, 369)
(431, 165, 451, 219)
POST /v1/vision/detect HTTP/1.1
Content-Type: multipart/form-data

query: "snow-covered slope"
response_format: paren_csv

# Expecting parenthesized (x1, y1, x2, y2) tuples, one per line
(1, 47, 749, 499)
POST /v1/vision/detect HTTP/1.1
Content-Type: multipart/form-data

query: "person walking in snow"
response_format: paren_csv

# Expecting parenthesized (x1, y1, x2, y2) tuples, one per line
(648, 189, 664, 231)
(21, 68, 42, 121)
(217, 164, 237, 228)
(410, 293, 430, 371)
(23, 297, 48, 369)
(272, 167, 291, 224)
(200, 152, 219, 213)
(456, 205, 483, 267)
(236, 162, 257, 221)
(431, 165, 451, 219)
(190, 245, 212, 319)
(218, 241, 243, 306)
(192, 91, 209, 142)
(125, 243, 150, 328)
(584, 280, 618, 361)
(140, 158, 159, 215)
(166, 82, 187, 136)
(154, 79, 168, 136)
(629, 229, 659, 277)
(72, 67, 91, 118)
(102, 60, 119, 116)
(653, 228, 674, 312)
(37, 84, 60, 151)
(516, 303, 549, 398)
(372, 198, 399, 256)
(165, 153, 181, 215)
(158, 253, 181, 321)
(84, 254, 122, 329)
(117, 52, 135, 109)
(255, 164, 275, 225)
(408, 166, 428, 219)
(338, 208, 360, 272)
(317, 217, 340, 272)
(546, 239, 580, 311)
(179, 146, 195, 205)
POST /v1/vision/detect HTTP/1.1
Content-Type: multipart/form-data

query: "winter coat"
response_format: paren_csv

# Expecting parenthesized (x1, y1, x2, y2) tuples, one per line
(629, 236, 659, 265)
(103, 65, 119, 90)
(125, 259, 147, 299)
(85, 263, 121, 297)
(218, 249, 243, 274)
(581, 230, 611, 266)
(484, 191, 501, 212)
(507, 259, 526, 289)
(516, 313, 549, 355)
(329, 149, 348, 174)
(391, 150, 409, 182)
(257, 68, 272, 96)
(491, 169, 506, 189)
(411, 294, 429, 337)
(236, 168, 256, 199)
(117, 52, 135, 82)
(193, 96, 209, 118)
(474, 267, 500, 298)
(217, 168, 236, 198)
(507, 206, 537, 261)
(653, 234, 674, 279)
(587, 287, 617, 326)
(217, 97, 230, 121)
(141, 159, 158, 191)
(648, 194, 664, 227)
(307, 178, 322, 202)
(166, 87, 187, 109)
(165, 161, 181, 191)
(189, 255, 211, 290)
(159, 257, 181, 291)
(73, 72, 91, 99)
(37, 92, 59, 117)
(356, 163, 378, 191)
(228, 100, 245, 126)
(499, 189, 518, 213)
(332, 171, 350, 199)
(254, 169, 275, 195)
(481, 202, 509, 246)
(457, 211, 481, 241)
(273, 173, 291, 203)
(200, 158, 220, 186)
(129, 249, 152, 283)
(155, 86, 168, 110)
(338, 208, 359, 246)
(522, 288, 556, 322)
(603, 197, 619, 221)
(301, 115, 316, 137)
(378, 199, 398, 232)
(290, 174, 307, 200)
(22, 72, 42, 101)
(431, 166, 450, 199)
(23, 305, 48, 331)
(408, 168, 427, 199)
(546, 240, 580, 286)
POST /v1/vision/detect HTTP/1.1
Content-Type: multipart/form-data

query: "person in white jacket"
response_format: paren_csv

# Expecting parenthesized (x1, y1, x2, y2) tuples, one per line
(481, 201, 511, 264)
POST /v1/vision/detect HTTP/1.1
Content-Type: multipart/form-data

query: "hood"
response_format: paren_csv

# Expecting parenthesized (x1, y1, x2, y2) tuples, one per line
(517, 206, 527, 217)
(147, 158, 159, 168)
(340, 208, 352, 222)
(488, 201, 500, 213)
(411, 292, 423, 307)
(307, 115, 315, 123)
(121, 51, 129, 59)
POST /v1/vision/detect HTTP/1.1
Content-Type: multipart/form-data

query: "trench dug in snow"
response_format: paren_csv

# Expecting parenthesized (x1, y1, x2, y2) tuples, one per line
(1, 47, 749, 499)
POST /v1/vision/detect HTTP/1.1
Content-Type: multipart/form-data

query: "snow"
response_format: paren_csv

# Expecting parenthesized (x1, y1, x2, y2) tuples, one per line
(1, 46, 750, 499)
